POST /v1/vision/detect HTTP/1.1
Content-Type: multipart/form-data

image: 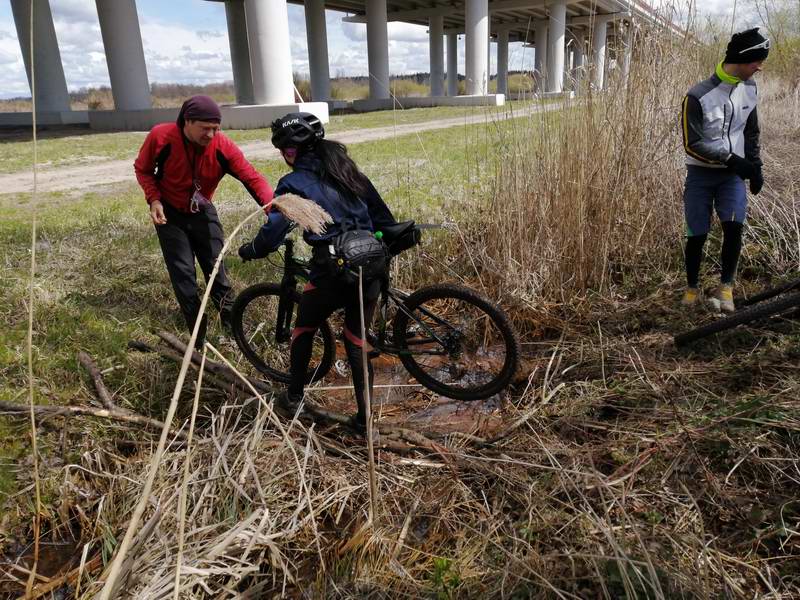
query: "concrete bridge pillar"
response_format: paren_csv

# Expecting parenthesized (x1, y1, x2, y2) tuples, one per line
(305, 0, 331, 101)
(546, 0, 567, 93)
(446, 33, 459, 96)
(245, 0, 295, 104)
(366, 0, 390, 99)
(10, 0, 71, 113)
(465, 0, 489, 95)
(429, 15, 444, 96)
(591, 16, 610, 90)
(96, 0, 152, 110)
(533, 20, 547, 92)
(225, 0, 255, 104)
(496, 29, 509, 95)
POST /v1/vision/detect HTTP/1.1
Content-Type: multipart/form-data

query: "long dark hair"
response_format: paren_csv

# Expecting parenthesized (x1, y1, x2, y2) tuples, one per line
(311, 139, 372, 199)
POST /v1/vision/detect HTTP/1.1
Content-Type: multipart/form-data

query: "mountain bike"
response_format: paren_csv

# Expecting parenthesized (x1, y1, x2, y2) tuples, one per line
(674, 276, 800, 347)
(231, 227, 520, 401)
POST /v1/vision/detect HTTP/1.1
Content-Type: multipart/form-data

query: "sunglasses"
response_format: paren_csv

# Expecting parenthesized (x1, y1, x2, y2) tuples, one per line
(739, 38, 770, 54)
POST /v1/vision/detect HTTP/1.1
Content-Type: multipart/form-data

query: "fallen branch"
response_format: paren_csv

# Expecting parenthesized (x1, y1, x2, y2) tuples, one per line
(77, 351, 115, 409)
(0, 351, 188, 439)
(0, 400, 185, 438)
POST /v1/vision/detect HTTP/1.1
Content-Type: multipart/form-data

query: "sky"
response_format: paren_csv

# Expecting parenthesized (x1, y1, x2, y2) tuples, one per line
(0, 0, 749, 99)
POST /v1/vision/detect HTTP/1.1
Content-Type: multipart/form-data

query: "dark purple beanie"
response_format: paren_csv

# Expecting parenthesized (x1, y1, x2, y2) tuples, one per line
(177, 95, 222, 127)
(725, 28, 770, 64)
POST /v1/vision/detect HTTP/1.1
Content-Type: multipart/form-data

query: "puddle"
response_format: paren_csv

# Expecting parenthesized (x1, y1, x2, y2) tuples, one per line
(0, 533, 82, 597)
(305, 343, 504, 437)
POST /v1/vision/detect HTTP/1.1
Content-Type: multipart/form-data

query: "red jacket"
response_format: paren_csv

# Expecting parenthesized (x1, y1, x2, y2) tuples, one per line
(134, 123, 273, 212)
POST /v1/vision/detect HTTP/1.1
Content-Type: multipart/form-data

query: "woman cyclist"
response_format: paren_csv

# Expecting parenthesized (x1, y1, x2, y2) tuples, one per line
(239, 112, 397, 430)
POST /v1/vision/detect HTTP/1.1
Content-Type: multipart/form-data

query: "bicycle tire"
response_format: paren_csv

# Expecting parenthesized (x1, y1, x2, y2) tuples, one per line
(674, 290, 800, 347)
(231, 283, 335, 384)
(393, 283, 520, 400)
(740, 276, 800, 307)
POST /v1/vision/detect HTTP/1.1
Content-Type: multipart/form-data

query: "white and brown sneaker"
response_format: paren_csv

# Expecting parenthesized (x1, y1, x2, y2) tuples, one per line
(709, 284, 735, 313)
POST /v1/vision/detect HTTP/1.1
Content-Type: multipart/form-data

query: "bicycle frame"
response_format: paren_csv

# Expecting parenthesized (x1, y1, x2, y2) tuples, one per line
(271, 239, 461, 358)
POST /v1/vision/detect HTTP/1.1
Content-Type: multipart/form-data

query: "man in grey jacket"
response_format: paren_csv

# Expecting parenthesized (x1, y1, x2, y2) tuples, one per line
(680, 28, 769, 312)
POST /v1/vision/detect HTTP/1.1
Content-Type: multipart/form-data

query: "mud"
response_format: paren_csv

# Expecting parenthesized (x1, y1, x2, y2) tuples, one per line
(308, 347, 505, 438)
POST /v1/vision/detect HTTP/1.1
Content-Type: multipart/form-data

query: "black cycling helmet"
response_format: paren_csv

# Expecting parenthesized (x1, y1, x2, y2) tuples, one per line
(270, 112, 324, 149)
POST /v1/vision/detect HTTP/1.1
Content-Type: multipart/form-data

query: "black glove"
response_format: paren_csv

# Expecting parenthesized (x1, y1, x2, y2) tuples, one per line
(238, 242, 254, 262)
(750, 167, 764, 195)
(726, 154, 758, 180)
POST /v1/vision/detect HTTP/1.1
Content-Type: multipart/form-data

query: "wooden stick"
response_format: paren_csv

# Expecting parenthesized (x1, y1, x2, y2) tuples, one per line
(0, 400, 186, 440)
(358, 267, 380, 524)
(77, 351, 115, 409)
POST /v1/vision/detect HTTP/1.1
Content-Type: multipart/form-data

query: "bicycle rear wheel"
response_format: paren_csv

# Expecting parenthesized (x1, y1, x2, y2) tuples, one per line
(392, 283, 520, 400)
(674, 290, 800, 347)
(231, 283, 335, 384)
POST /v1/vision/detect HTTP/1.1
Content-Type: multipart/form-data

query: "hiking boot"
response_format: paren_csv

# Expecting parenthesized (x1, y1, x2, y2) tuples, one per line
(709, 284, 735, 313)
(277, 390, 304, 413)
(681, 287, 701, 307)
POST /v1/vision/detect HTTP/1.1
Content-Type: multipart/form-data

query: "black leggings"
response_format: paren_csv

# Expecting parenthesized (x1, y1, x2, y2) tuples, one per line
(289, 278, 381, 423)
(685, 221, 743, 287)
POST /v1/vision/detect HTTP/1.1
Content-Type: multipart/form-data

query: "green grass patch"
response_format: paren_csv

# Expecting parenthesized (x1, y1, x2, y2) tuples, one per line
(0, 101, 535, 175)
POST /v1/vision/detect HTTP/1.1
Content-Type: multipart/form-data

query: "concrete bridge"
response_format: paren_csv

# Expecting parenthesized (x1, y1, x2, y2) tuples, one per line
(4, 0, 663, 130)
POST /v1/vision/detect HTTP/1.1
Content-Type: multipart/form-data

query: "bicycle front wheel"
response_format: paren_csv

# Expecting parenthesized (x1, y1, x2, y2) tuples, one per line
(231, 283, 335, 384)
(393, 284, 520, 400)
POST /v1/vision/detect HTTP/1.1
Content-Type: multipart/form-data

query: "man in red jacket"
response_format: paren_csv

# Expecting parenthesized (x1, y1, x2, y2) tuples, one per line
(134, 95, 274, 346)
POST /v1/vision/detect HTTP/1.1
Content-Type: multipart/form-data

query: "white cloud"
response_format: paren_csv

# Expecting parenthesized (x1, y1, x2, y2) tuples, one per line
(50, 0, 97, 24)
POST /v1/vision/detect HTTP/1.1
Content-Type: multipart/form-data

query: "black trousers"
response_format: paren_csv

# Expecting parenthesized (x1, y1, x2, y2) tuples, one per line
(289, 278, 381, 424)
(155, 202, 233, 336)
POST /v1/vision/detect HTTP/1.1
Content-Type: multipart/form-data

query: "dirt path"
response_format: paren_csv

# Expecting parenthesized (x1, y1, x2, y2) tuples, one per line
(0, 103, 554, 195)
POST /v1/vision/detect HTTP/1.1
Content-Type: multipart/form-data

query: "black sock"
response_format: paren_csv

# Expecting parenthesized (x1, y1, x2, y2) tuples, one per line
(685, 234, 707, 288)
(720, 221, 744, 284)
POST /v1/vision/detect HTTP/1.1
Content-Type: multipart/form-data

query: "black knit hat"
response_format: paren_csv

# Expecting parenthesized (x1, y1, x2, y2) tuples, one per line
(725, 28, 770, 64)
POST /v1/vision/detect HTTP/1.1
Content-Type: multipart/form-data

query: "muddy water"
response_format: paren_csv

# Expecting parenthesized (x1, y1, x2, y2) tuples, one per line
(0, 535, 81, 597)
(306, 346, 505, 437)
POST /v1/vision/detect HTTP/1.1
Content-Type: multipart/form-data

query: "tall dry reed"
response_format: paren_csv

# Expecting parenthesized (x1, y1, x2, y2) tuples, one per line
(469, 22, 702, 305)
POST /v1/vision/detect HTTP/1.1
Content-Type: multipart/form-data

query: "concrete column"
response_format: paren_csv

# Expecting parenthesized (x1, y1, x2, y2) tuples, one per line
(621, 22, 632, 82)
(429, 16, 444, 96)
(546, 0, 566, 93)
(95, 0, 151, 110)
(496, 30, 509, 95)
(225, 0, 254, 104)
(533, 20, 547, 92)
(573, 33, 585, 70)
(10, 0, 70, 113)
(447, 33, 458, 96)
(305, 0, 331, 101)
(591, 16, 609, 90)
(245, 0, 295, 104)
(366, 0, 390, 99)
(465, 0, 489, 95)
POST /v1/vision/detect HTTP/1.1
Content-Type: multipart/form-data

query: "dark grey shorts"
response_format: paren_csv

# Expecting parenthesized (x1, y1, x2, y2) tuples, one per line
(683, 165, 747, 236)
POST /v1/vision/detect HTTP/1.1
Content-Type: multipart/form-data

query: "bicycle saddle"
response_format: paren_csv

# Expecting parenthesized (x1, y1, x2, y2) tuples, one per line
(380, 220, 417, 239)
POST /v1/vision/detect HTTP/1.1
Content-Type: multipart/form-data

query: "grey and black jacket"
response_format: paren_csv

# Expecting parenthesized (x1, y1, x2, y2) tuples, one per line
(681, 66, 761, 169)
